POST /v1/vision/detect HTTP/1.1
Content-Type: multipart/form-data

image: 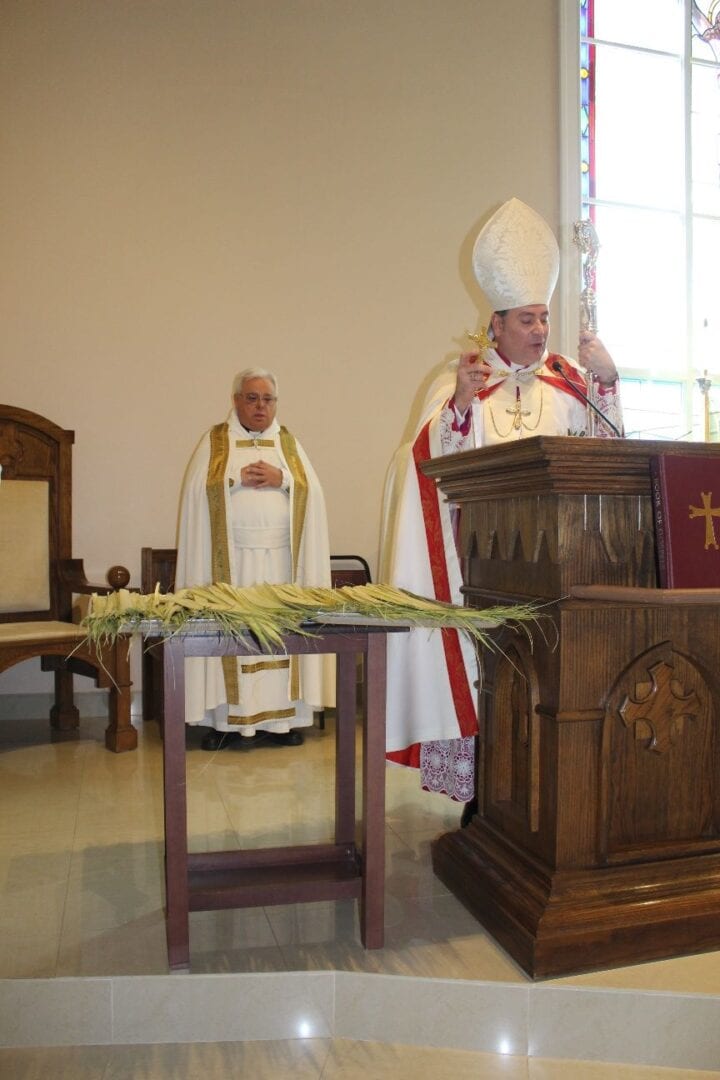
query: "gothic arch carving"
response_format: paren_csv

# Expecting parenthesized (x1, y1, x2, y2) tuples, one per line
(600, 642, 718, 859)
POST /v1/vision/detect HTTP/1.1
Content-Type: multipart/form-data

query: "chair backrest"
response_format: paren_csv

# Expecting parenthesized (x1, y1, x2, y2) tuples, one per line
(141, 547, 178, 594)
(0, 405, 74, 623)
(330, 554, 372, 588)
(138, 550, 371, 592)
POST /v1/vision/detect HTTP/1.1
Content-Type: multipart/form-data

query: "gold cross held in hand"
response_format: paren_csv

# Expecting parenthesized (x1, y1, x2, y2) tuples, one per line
(466, 326, 498, 352)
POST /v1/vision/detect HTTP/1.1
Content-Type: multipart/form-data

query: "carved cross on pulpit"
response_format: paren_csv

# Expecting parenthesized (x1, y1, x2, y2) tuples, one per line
(689, 491, 720, 550)
(619, 660, 701, 755)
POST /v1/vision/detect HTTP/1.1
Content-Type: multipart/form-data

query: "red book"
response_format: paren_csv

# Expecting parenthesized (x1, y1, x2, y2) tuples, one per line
(651, 454, 720, 587)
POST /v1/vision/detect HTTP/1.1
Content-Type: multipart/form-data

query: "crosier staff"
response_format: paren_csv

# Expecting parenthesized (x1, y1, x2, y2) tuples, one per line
(573, 217, 601, 433)
(697, 369, 712, 443)
(573, 217, 599, 335)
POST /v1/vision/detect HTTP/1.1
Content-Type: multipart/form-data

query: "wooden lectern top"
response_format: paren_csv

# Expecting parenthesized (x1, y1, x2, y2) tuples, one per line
(418, 436, 720, 599)
(420, 435, 720, 502)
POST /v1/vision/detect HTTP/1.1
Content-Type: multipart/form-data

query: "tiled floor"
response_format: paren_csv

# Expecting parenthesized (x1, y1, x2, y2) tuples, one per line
(1, 708, 720, 1077)
(2, 1040, 720, 1079)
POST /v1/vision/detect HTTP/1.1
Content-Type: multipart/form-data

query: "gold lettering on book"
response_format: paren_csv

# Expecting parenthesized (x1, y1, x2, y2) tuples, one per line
(689, 491, 720, 550)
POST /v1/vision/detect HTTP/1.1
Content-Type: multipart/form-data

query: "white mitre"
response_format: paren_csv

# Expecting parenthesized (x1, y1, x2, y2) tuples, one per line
(472, 197, 560, 311)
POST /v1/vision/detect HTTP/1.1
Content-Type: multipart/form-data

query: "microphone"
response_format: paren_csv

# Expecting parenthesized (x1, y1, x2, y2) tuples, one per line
(550, 360, 623, 438)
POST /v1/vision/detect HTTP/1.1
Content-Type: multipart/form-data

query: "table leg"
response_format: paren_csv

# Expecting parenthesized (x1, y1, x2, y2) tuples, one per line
(104, 636, 137, 752)
(360, 632, 387, 948)
(162, 638, 191, 969)
(335, 649, 357, 845)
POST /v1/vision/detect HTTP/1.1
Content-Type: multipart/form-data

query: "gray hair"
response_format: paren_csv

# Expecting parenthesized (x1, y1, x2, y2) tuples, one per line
(232, 368, 278, 397)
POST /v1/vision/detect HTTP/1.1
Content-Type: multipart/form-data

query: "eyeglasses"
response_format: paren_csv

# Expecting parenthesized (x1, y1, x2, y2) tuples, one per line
(239, 394, 277, 406)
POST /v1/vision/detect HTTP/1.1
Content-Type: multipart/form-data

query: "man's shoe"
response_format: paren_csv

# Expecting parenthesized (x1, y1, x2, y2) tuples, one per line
(261, 730, 304, 747)
(235, 733, 257, 750)
(201, 729, 235, 751)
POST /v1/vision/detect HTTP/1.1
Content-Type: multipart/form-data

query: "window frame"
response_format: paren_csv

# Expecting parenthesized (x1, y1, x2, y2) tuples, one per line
(558, 0, 719, 440)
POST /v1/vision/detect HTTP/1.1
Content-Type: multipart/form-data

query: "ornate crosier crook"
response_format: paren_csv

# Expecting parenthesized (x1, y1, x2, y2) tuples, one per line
(573, 218, 599, 334)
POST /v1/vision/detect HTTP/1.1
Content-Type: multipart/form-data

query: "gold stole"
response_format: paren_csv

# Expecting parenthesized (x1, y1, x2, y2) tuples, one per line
(205, 423, 309, 704)
(279, 426, 308, 700)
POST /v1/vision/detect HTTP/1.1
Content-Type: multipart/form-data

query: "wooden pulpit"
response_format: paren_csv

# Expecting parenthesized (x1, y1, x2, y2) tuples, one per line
(425, 436, 720, 978)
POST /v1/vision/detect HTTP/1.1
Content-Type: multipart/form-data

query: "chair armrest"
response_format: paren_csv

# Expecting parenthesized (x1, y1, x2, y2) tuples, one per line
(57, 558, 130, 595)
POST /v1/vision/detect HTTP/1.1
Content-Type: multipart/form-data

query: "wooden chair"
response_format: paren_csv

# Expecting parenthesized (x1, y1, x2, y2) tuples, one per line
(328, 554, 372, 589)
(0, 404, 136, 751)
(138, 549, 372, 730)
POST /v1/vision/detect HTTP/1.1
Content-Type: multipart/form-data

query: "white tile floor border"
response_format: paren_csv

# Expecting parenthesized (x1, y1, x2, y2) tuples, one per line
(1, 972, 719, 1071)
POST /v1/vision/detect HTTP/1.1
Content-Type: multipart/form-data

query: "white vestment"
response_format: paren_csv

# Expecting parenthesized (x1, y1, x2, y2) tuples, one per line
(380, 348, 623, 798)
(176, 411, 332, 733)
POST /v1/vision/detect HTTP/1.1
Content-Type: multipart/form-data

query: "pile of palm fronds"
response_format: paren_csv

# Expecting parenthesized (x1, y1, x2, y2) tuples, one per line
(83, 581, 541, 653)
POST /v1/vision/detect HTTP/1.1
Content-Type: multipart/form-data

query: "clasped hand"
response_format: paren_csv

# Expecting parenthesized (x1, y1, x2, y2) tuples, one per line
(454, 351, 493, 412)
(578, 333, 618, 387)
(241, 460, 282, 488)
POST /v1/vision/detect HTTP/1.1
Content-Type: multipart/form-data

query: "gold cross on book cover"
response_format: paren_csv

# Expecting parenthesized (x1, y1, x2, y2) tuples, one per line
(651, 453, 720, 587)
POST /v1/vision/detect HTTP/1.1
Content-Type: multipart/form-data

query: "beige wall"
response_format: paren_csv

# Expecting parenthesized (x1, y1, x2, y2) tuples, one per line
(0, 0, 559, 694)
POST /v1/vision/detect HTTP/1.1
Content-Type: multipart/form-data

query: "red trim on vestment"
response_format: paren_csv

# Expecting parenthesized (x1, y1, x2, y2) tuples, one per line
(447, 395, 472, 436)
(474, 353, 588, 406)
(413, 422, 454, 602)
(411, 422, 477, 739)
(536, 353, 589, 405)
(596, 378, 618, 396)
(475, 379, 505, 401)
(387, 744, 421, 768)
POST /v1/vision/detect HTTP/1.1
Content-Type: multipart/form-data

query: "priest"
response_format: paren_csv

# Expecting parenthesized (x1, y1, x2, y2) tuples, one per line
(380, 197, 623, 803)
(176, 367, 332, 751)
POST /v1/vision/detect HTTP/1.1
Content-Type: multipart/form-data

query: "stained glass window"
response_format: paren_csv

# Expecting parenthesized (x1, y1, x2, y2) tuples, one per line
(579, 2, 594, 212)
(573, 1, 720, 440)
(692, 2, 720, 62)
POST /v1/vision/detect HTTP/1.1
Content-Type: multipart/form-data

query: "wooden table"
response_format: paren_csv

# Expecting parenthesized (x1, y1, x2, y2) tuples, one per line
(158, 622, 400, 970)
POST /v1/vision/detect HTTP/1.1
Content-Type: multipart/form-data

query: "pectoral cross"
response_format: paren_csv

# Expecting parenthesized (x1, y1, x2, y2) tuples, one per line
(689, 492, 720, 550)
(507, 387, 530, 431)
